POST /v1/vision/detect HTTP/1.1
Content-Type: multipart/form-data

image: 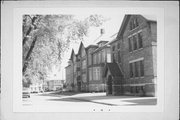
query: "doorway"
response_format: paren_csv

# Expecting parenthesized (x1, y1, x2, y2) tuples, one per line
(107, 75, 113, 94)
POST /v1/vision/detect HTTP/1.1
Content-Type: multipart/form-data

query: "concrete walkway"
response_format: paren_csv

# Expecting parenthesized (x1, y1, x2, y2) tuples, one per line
(42, 92, 157, 106)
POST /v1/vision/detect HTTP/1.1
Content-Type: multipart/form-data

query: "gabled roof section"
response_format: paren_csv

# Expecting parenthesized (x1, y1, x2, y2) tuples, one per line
(86, 45, 98, 50)
(117, 15, 131, 38)
(104, 63, 123, 78)
(77, 41, 87, 55)
(69, 49, 75, 60)
(96, 40, 108, 45)
(117, 14, 157, 39)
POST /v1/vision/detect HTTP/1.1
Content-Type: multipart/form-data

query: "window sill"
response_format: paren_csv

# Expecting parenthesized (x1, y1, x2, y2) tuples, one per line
(130, 76, 144, 79)
(130, 47, 143, 53)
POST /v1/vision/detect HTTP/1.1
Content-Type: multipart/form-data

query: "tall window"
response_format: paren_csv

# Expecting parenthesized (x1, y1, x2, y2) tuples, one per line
(93, 54, 96, 65)
(89, 68, 92, 81)
(112, 45, 115, 51)
(138, 32, 143, 48)
(88, 52, 92, 65)
(128, 31, 143, 52)
(96, 53, 98, 64)
(133, 36, 137, 50)
(93, 67, 101, 80)
(140, 60, 144, 76)
(112, 53, 116, 63)
(130, 18, 139, 30)
(135, 62, 139, 77)
(130, 63, 133, 78)
(98, 52, 101, 64)
(128, 38, 132, 52)
(102, 50, 105, 62)
(129, 59, 144, 78)
(82, 74, 86, 82)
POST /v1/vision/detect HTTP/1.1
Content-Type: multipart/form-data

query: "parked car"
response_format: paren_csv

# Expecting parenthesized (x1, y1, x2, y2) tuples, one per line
(22, 88, 30, 98)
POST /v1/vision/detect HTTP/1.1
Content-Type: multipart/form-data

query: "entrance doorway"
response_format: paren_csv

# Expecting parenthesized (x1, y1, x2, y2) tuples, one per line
(107, 75, 113, 94)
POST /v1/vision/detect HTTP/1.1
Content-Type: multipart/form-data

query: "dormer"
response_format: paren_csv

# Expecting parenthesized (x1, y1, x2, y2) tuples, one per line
(96, 41, 108, 48)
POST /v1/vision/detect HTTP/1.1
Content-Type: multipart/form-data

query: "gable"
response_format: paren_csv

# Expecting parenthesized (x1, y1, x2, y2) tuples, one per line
(117, 15, 150, 39)
(123, 15, 149, 37)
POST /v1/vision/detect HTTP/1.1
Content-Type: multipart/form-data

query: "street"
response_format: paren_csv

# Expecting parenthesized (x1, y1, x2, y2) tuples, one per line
(22, 92, 157, 107)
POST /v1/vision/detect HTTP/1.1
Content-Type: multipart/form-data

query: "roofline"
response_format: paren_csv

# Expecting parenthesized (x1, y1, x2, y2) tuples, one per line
(96, 40, 108, 45)
(92, 43, 110, 54)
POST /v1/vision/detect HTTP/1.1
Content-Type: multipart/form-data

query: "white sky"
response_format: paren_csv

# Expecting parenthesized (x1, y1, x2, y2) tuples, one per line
(49, 12, 124, 81)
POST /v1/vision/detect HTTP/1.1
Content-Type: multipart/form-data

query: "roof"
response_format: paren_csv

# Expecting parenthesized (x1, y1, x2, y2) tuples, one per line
(69, 49, 75, 60)
(104, 63, 123, 77)
(77, 42, 87, 55)
(117, 14, 157, 38)
(96, 40, 108, 45)
(86, 45, 98, 50)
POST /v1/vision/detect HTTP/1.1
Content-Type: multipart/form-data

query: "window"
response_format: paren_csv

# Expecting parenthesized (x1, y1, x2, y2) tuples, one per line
(128, 38, 132, 52)
(133, 36, 137, 50)
(89, 68, 92, 81)
(93, 67, 101, 80)
(129, 59, 144, 78)
(97, 68, 100, 80)
(130, 63, 133, 78)
(135, 62, 139, 77)
(112, 53, 116, 63)
(98, 52, 101, 64)
(82, 74, 86, 82)
(102, 50, 105, 62)
(130, 18, 139, 30)
(138, 32, 143, 48)
(112, 45, 115, 51)
(88, 52, 92, 65)
(96, 53, 98, 64)
(140, 60, 144, 76)
(93, 54, 96, 64)
(128, 32, 143, 52)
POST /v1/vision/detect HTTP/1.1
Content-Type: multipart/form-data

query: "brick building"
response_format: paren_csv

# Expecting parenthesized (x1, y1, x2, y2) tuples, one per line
(65, 14, 157, 96)
(65, 60, 74, 91)
(88, 41, 112, 92)
(104, 15, 157, 97)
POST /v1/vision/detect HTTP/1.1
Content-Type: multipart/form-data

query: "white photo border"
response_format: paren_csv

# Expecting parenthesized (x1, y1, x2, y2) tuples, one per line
(13, 7, 164, 112)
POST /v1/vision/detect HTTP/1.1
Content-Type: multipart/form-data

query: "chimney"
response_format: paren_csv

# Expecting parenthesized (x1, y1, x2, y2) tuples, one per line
(100, 28, 105, 35)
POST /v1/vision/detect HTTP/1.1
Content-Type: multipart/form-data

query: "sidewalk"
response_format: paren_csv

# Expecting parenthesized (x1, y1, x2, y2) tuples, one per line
(50, 92, 157, 106)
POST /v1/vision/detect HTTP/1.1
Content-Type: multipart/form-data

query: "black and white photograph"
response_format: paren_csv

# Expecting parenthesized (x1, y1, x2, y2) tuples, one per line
(1, 1, 179, 119)
(11, 7, 165, 112)
(22, 14, 157, 107)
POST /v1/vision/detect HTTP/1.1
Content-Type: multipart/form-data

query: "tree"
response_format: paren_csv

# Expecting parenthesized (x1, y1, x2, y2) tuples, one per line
(23, 14, 107, 87)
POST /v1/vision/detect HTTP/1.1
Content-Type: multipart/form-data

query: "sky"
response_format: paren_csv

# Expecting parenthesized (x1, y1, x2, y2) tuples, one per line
(48, 13, 125, 81)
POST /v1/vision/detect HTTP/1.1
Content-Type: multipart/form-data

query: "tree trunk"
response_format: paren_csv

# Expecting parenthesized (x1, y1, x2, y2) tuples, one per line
(23, 36, 38, 75)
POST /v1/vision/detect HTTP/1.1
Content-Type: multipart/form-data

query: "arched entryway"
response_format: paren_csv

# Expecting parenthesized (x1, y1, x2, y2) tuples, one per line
(107, 75, 113, 95)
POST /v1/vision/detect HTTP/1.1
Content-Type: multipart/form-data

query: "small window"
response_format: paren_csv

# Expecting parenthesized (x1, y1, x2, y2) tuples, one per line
(112, 46, 115, 51)
(130, 63, 133, 78)
(138, 32, 143, 48)
(135, 62, 139, 77)
(133, 36, 137, 50)
(140, 60, 144, 76)
(128, 38, 132, 52)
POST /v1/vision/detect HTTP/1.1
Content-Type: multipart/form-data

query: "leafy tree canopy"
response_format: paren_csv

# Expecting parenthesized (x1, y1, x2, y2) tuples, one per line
(22, 14, 107, 87)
